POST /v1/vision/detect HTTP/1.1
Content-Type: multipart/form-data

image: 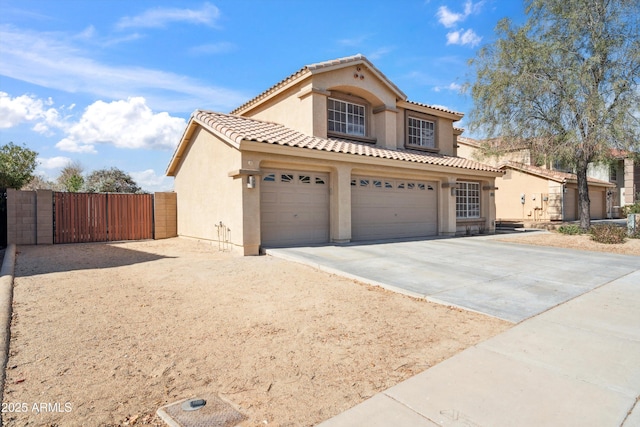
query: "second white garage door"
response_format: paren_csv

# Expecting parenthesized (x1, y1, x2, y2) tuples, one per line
(351, 176, 438, 241)
(261, 169, 330, 247)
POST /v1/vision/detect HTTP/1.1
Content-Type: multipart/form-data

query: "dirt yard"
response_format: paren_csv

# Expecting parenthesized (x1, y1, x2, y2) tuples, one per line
(2, 238, 509, 427)
(499, 230, 640, 256)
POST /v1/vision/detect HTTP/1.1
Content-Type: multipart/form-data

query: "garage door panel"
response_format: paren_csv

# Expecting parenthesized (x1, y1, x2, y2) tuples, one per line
(261, 170, 329, 247)
(352, 176, 438, 241)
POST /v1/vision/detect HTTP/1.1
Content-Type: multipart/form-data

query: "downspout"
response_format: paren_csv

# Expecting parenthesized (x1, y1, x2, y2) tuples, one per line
(561, 181, 566, 221)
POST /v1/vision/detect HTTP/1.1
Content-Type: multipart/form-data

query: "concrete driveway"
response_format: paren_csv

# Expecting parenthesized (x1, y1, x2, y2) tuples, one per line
(267, 233, 640, 323)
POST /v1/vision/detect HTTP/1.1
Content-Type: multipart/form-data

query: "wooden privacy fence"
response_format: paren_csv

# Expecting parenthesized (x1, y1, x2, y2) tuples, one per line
(54, 192, 154, 243)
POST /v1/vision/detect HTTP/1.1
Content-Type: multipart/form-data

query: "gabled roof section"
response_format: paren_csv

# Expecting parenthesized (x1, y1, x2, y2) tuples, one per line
(230, 54, 407, 115)
(500, 162, 614, 186)
(457, 136, 482, 147)
(166, 110, 502, 176)
(404, 100, 464, 118)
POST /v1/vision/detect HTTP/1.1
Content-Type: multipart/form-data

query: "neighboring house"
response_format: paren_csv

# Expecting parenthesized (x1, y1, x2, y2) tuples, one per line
(587, 150, 640, 214)
(458, 137, 621, 221)
(166, 55, 502, 255)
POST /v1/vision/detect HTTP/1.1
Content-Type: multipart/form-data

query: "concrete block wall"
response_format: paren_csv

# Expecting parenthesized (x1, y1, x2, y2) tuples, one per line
(6, 189, 37, 245)
(154, 192, 177, 239)
(36, 190, 53, 244)
(6, 190, 177, 245)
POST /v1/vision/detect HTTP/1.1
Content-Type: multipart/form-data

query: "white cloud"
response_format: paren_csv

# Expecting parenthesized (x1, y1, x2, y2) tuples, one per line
(0, 92, 66, 133)
(437, 6, 466, 28)
(437, 1, 484, 27)
(366, 46, 394, 61)
(446, 29, 482, 47)
(130, 169, 174, 192)
(0, 92, 46, 128)
(434, 82, 462, 93)
(0, 25, 247, 113)
(337, 35, 370, 47)
(116, 3, 220, 30)
(38, 156, 72, 169)
(56, 97, 186, 154)
(437, 1, 485, 45)
(188, 42, 235, 56)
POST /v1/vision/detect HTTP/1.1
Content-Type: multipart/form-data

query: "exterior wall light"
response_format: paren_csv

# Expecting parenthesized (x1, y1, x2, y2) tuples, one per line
(247, 175, 256, 189)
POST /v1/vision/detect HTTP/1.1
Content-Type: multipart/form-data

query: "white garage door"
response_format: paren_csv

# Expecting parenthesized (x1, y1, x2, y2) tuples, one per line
(352, 176, 438, 241)
(261, 169, 330, 247)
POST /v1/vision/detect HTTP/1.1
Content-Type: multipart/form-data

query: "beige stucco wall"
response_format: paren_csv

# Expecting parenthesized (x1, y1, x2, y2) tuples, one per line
(243, 81, 316, 137)
(240, 67, 461, 158)
(624, 158, 639, 205)
(172, 128, 247, 254)
(494, 169, 554, 221)
(238, 141, 497, 251)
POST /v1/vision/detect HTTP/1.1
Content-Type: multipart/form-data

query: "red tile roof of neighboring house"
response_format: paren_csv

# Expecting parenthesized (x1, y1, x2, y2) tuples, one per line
(500, 162, 614, 186)
(230, 54, 463, 118)
(183, 110, 502, 173)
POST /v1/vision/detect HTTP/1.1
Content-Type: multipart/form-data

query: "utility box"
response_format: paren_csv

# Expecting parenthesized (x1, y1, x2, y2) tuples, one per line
(628, 214, 639, 237)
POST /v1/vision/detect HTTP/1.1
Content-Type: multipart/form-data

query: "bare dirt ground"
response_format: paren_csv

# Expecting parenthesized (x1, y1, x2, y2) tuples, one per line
(499, 230, 640, 256)
(2, 238, 509, 427)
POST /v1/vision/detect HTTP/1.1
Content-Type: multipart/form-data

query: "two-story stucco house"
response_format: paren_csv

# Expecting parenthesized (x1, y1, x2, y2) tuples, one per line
(166, 55, 502, 255)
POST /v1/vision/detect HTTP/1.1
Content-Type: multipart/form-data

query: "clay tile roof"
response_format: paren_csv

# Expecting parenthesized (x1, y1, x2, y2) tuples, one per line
(193, 111, 501, 173)
(230, 54, 407, 115)
(404, 100, 464, 117)
(457, 136, 482, 147)
(501, 162, 614, 186)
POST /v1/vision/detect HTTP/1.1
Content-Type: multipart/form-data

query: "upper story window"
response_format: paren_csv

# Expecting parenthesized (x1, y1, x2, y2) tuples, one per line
(552, 159, 574, 173)
(405, 112, 437, 151)
(609, 164, 618, 182)
(407, 116, 435, 149)
(328, 98, 365, 137)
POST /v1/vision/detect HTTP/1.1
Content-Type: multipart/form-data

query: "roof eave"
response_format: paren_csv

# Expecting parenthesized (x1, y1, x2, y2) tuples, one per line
(166, 112, 242, 176)
(239, 140, 503, 177)
(166, 116, 199, 177)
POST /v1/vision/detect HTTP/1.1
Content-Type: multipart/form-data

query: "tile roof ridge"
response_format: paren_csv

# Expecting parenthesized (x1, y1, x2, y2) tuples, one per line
(405, 100, 463, 116)
(230, 54, 408, 115)
(195, 110, 284, 127)
(305, 53, 365, 70)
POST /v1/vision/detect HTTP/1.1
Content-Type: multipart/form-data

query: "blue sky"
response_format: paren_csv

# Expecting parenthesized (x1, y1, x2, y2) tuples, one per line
(0, 0, 527, 191)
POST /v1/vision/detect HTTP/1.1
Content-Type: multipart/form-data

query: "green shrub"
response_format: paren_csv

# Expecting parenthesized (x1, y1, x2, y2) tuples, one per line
(621, 200, 640, 217)
(557, 224, 583, 235)
(589, 224, 627, 244)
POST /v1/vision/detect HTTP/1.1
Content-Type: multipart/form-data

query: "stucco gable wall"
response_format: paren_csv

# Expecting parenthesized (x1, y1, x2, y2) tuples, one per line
(241, 82, 315, 136)
(495, 168, 552, 221)
(173, 127, 245, 251)
(312, 67, 397, 107)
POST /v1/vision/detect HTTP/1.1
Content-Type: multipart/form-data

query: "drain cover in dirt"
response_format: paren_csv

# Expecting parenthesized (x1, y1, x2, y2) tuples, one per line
(157, 394, 247, 427)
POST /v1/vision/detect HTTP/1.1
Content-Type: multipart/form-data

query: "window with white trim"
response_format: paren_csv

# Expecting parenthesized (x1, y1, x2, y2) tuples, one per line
(328, 98, 365, 136)
(407, 116, 435, 149)
(456, 182, 480, 218)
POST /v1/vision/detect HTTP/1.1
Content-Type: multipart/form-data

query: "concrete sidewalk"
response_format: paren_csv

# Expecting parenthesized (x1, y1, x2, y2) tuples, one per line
(318, 269, 640, 427)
